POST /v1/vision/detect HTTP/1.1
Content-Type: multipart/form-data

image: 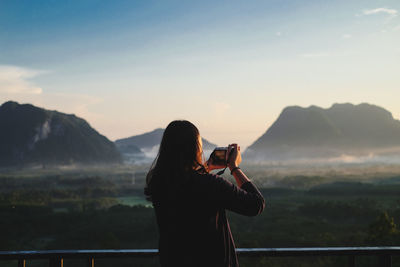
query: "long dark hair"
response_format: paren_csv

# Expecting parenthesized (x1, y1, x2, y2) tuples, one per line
(145, 120, 206, 200)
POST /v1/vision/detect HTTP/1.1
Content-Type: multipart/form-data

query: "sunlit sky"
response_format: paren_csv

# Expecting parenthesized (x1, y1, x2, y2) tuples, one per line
(1, 0, 399, 148)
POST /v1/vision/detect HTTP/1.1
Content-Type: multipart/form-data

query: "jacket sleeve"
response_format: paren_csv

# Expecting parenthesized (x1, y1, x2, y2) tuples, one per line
(211, 175, 265, 216)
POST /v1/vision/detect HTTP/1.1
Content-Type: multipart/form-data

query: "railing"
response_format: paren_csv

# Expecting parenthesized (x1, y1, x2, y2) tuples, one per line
(1, 247, 399, 267)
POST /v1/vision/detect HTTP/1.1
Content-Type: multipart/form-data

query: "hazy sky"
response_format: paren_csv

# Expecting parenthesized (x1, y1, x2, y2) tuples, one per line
(1, 0, 399, 148)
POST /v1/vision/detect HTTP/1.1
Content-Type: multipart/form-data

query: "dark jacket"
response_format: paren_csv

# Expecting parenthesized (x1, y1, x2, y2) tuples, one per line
(150, 170, 265, 267)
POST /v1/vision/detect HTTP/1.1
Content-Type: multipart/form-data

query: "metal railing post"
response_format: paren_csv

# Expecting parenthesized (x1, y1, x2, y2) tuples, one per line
(87, 256, 94, 267)
(18, 259, 25, 267)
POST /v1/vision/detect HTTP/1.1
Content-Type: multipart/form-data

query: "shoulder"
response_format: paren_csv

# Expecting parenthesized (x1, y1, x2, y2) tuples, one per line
(188, 170, 233, 188)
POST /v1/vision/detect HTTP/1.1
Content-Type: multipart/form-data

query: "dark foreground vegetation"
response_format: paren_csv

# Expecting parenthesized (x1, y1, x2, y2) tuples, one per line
(1, 167, 400, 267)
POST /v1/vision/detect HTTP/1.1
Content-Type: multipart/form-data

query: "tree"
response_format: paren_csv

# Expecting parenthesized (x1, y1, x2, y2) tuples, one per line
(366, 211, 399, 245)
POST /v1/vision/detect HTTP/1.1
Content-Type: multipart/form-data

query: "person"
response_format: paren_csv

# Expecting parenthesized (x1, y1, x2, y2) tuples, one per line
(145, 120, 265, 267)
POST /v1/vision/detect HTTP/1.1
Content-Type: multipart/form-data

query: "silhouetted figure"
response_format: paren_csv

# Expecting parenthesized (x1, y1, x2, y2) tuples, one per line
(145, 120, 265, 267)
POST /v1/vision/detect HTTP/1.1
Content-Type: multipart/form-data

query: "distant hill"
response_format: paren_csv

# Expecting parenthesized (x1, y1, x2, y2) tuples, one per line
(0, 101, 121, 167)
(116, 128, 165, 150)
(245, 103, 400, 161)
(115, 128, 217, 150)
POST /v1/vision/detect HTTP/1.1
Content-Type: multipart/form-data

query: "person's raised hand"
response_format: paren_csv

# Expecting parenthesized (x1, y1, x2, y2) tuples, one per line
(227, 143, 241, 171)
(206, 156, 227, 171)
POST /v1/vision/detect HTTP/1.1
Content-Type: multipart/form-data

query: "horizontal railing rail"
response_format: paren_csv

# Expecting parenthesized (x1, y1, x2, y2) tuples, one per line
(1, 247, 400, 267)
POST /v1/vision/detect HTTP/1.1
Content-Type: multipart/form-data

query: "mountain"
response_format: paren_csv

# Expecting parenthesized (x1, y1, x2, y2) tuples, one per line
(115, 128, 217, 150)
(245, 103, 400, 161)
(116, 128, 165, 150)
(0, 101, 121, 167)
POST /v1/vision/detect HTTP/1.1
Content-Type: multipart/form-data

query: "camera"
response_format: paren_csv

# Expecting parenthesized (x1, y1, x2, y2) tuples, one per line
(210, 147, 229, 166)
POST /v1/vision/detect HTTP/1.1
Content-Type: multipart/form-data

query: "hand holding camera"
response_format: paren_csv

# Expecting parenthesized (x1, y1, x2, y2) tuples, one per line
(227, 144, 241, 171)
(207, 144, 241, 172)
(207, 143, 249, 186)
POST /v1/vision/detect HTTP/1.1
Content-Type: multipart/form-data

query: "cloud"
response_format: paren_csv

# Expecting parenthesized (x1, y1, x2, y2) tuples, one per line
(362, 7, 398, 18)
(342, 34, 352, 39)
(0, 65, 45, 95)
(0, 65, 103, 130)
(276, 32, 282, 37)
(0, 65, 108, 138)
(363, 8, 398, 16)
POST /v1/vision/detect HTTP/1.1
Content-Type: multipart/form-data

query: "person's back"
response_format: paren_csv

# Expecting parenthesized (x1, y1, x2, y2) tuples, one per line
(145, 120, 265, 267)
(153, 171, 228, 266)
(152, 170, 264, 267)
